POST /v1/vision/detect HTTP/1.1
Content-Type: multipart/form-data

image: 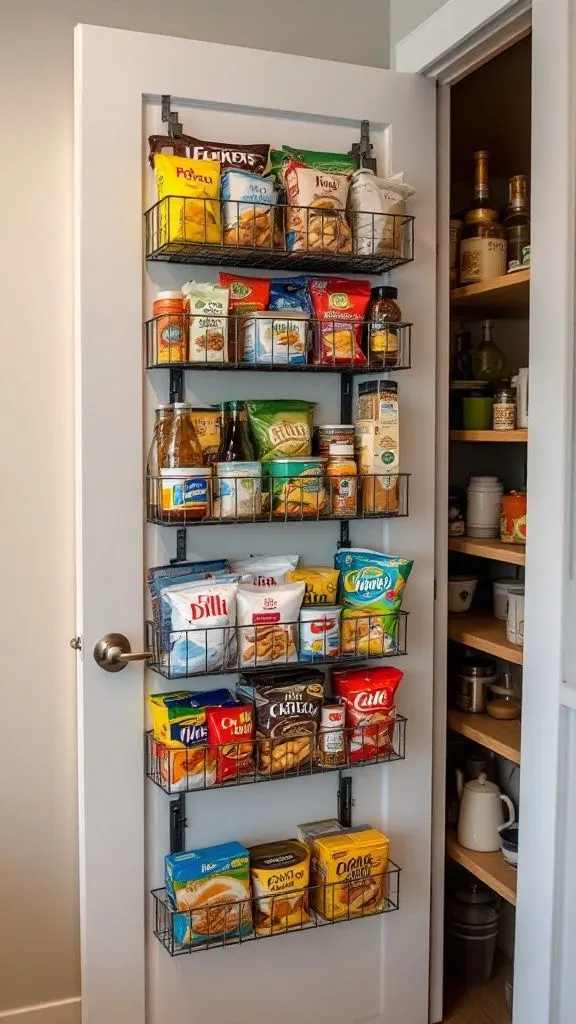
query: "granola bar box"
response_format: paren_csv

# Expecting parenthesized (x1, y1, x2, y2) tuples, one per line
(165, 841, 252, 947)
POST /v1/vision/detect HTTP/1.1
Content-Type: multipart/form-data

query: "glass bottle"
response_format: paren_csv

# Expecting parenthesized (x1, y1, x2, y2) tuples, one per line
(452, 329, 473, 380)
(217, 400, 255, 462)
(147, 404, 174, 517)
(471, 320, 507, 382)
(365, 286, 402, 366)
(459, 151, 507, 284)
(504, 175, 530, 273)
(159, 402, 203, 468)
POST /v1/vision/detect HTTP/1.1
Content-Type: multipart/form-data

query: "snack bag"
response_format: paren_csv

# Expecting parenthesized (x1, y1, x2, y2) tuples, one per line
(219, 274, 271, 362)
(230, 554, 299, 586)
(286, 567, 339, 605)
(281, 146, 357, 176)
(206, 703, 255, 783)
(162, 579, 238, 676)
(182, 282, 228, 363)
(246, 399, 315, 460)
(335, 548, 413, 615)
(236, 581, 305, 667)
(237, 668, 325, 774)
(146, 559, 229, 628)
(349, 169, 415, 256)
(309, 278, 370, 365)
(269, 276, 312, 313)
(332, 666, 403, 762)
(166, 841, 252, 946)
(149, 134, 270, 175)
(154, 153, 221, 246)
(283, 159, 352, 253)
(221, 170, 277, 248)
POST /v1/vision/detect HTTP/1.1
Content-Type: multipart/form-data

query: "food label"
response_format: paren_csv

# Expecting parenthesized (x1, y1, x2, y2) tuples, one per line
(161, 475, 209, 512)
(493, 403, 516, 430)
(460, 237, 507, 283)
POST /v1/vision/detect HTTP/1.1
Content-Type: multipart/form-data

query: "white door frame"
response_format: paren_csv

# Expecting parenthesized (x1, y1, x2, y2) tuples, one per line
(397, 2, 576, 1023)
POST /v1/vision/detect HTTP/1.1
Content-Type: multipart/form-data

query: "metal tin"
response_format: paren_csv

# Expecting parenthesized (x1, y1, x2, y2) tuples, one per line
(266, 458, 326, 517)
(456, 658, 498, 713)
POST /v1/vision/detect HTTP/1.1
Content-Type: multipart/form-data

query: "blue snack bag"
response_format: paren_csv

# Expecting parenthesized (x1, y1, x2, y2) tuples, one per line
(269, 276, 312, 313)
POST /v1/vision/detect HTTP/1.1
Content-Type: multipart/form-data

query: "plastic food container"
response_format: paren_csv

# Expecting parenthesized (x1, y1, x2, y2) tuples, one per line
(160, 467, 211, 520)
(214, 462, 262, 520)
(266, 458, 326, 518)
(299, 605, 342, 661)
(315, 424, 356, 459)
(240, 311, 309, 365)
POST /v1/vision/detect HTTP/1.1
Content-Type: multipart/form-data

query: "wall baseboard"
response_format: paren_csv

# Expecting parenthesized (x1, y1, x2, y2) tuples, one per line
(0, 998, 81, 1024)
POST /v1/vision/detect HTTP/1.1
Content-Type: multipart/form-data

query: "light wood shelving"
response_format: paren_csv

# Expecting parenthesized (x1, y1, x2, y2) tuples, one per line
(450, 267, 530, 317)
(448, 614, 523, 665)
(449, 429, 527, 442)
(448, 536, 525, 566)
(447, 709, 521, 763)
(446, 830, 517, 905)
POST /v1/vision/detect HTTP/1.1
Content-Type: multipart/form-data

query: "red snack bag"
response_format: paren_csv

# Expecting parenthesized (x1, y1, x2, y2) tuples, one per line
(219, 275, 271, 361)
(206, 703, 255, 783)
(309, 278, 370, 365)
(332, 666, 403, 762)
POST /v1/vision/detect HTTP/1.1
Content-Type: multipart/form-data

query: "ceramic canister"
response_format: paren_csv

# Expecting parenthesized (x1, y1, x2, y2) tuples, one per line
(466, 476, 504, 539)
(506, 587, 525, 646)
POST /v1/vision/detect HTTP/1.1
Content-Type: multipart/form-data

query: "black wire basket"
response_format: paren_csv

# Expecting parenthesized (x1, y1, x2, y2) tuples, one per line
(151, 861, 401, 955)
(145, 609, 408, 680)
(144, 196, 414, 274)
(144, 313, 412, 373)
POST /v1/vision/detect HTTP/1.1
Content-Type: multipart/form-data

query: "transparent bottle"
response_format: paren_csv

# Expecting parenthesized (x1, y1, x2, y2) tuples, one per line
(160, 402, 202, 468)
(504, 175, 530, 273)
(147, 405, 174, 518)
(460, 151, 507, 284)
(217, 401, 255, 462)
(471, 321, 507, 382)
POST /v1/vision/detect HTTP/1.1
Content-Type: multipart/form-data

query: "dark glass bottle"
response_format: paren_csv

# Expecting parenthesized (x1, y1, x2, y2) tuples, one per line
(504, 174, 530, 272)
(452, 330, 473, 380)
(217, 400, 255, 462)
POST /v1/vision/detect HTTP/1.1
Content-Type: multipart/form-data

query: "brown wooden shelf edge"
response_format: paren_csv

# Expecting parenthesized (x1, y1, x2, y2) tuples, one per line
(446, 830, 517, 905)
(448, 536, 526, 566)
(447, 709, 521, 764)
(448, 614, 523, 665)
(449, 429, 528, 442)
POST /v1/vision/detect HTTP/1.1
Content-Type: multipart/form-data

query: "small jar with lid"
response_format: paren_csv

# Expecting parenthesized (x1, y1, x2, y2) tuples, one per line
(158, 403, 210, 522)
(327, 443, 358, 517)
(492, 382, 517, 431)
(152, 291, 186, 364)
(365, 286, 402, 366)
(147, 404, 175, 518)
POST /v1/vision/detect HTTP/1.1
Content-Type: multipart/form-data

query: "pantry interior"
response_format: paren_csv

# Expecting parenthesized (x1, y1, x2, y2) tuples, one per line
(441, 31, 531, 1024)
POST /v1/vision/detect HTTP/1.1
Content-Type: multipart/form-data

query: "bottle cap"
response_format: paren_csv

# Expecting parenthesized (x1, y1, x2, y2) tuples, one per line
(371, 286, 398, 300)
(154, 290, 183, 301)
(329, 443, 355, 456)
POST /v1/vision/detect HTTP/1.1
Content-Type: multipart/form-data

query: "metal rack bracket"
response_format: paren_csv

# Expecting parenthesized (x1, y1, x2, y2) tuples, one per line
(170, 528, 187, 565)
(169, 368, 184, 405)
(349, 120, 377, 173)
(161, 95, 183, 140)
(337, 773, 353, 828)
(169, 793, 187, 854)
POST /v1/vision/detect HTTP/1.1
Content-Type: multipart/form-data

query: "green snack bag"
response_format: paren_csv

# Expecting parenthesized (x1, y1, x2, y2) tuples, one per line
(281, 145, 358, 176)
(247, 399, 315, 460)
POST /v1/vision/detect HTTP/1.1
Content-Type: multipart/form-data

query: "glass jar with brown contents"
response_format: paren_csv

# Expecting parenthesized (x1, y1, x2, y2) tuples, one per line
(147, 404, 174, 518)
(365, 286, 402, 366)
(158, 403, 210, 522)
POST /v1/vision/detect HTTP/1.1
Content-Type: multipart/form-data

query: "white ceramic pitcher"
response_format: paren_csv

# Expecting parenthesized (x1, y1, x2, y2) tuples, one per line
(457, 771, 515, 852)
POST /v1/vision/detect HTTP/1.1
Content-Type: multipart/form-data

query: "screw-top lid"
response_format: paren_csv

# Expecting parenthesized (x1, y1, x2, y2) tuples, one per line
(370, 286, 398, 300)
(154, 290, 183, 301)
(172, 402, 194, 411)
(329, 443, 355, 456)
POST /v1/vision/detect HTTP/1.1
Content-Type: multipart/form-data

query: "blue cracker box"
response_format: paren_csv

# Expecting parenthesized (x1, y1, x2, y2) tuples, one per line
(148, 688, 236, 748)
(165, 841, 253, 947)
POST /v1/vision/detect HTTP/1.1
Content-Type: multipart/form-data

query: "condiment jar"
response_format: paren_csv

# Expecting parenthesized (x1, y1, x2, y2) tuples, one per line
(152, 291, 186, 364)
(147, 404, 174, 518)
(159, 402, 203, 469)
(500, 491, 527, 544)
(365, 286, 402, 366)
(158, 403, 207, 522)
(466, 476, 503, 539)
(492, 382, 517, 430)
(327, 443, 358, 517)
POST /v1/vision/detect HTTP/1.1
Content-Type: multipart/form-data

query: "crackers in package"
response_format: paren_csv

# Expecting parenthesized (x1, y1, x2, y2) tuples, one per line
(221, 170, 277, 248)
(283, 159, 352, 253)
(154, 153, 221, 246)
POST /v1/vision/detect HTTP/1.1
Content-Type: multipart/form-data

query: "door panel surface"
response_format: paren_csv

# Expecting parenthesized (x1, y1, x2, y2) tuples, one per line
(75, 26, 436, 1024)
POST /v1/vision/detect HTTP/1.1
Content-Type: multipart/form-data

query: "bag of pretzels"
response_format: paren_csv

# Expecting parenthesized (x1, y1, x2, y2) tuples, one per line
(237, 668, 324, 775)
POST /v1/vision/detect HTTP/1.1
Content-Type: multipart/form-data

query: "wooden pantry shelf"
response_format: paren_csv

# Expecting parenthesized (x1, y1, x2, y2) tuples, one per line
(447, 709, 521, 764)
(448, 614, 523, 665)
(446, 830, 517, 905)
(450, 267, 530, 317)
(448, 536, 526, 566)
(449, 429, 527, 442)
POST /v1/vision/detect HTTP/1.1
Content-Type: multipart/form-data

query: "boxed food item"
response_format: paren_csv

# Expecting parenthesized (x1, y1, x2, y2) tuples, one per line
(182, 282, 229, 364)
(357, 379, 399, 425)
(154, 153, 221, 246)
(236, 581, 305, 667)
(165, 841, 252, 946)
(266, 458, 327, 518)
(355, 422, 399, 515)
(240, 310, 309, 365)
(286, 566, 339, 605)
(297, 819, 350, 847)
(308, 278, 370, 366)
(188, 408, 221, 467)
(249, 840, 310, 935)
(206, 703, 255, 783)
(310, 827, 391, 921)
(148, 688, 236, 791)
(237, 668, 325, 775)
(221, 170, 277, 248)
(332, 666, 403, 762)
(219, 274, 270, 362)
(283, 160, 352, 253)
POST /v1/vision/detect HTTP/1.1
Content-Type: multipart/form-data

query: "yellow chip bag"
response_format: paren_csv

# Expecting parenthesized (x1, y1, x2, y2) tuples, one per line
(154, 153, 222, 245)
(287, 567, 339, 605)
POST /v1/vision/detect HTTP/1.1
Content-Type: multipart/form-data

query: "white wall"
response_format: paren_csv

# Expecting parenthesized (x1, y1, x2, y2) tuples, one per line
(0, 1, 389, 1018)
(390, 0, 447, 56)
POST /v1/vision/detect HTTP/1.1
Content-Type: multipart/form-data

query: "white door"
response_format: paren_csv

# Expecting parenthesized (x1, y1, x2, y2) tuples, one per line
(75, 26, 436, 1024)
